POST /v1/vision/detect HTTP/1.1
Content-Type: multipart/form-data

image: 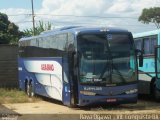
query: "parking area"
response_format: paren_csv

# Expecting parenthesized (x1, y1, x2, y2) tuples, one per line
(1, 95, 160, 114)
(0, 95, 160, 120)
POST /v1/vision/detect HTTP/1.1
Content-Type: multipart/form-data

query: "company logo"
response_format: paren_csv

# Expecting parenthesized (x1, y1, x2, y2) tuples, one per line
(41, 64, 54, 71)
(84, 87, 102, 91)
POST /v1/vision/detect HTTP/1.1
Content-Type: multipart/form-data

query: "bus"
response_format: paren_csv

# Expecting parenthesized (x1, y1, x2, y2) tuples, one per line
(133, 29, 160, 100)
(18, 26, 140, 107)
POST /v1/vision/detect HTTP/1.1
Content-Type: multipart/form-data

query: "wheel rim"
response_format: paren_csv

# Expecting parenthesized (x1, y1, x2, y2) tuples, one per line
(27, 83, 30, 96)
(30, 84, 34, 97)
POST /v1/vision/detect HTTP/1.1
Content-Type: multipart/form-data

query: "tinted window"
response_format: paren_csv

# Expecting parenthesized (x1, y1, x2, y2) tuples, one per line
(30, 39, 38, 46)
(150, 36, 157, 54)
(134, 35, 157, 55)
(78, 33, 136, 86)
(19, 33, 75, 57)
(68, 33, 75, 51)
(144, 38, 150, 54)
(57, 34, 68, 50)
(134, 38, 142, 50)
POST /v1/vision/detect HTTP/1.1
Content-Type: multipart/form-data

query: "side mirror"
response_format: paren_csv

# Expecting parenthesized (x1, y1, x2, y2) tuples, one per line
(136, 49, 143, 67)
(139, 54, 143, 67)
(73, 52, 78, 68)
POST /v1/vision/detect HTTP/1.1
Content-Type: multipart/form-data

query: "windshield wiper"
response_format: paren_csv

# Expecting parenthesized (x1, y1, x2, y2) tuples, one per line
(99, 33, 126, 84)
(112, 64, 126, 83)
(99, 33, 113, 83)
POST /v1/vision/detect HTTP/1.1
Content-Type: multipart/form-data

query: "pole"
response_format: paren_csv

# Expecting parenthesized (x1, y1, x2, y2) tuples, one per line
(31, 0, 35, 35)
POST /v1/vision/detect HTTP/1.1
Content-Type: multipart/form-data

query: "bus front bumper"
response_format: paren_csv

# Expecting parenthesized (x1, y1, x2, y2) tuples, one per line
(78, 94, 137, 106)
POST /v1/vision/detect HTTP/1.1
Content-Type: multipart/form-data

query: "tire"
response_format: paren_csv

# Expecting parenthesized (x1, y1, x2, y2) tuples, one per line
(26, 81, 34, 97)
(30, 82, 35, 97)
(69, 94, 77, 108)
(154, 85, 160, 102)
(26, 81, 30, 97)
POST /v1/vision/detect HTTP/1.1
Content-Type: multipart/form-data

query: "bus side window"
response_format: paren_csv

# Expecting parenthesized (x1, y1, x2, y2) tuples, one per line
(30, 38, 37, 47)
(38, 38, 44, 48)
(60, 34, 68, 51)
(54, 34, 67, 51)
(144, 38, 150, 55)
(135, 38, 142, 51)
(143, 35, 157, 55)
(150, 35, 157, 54)
(45, 37, 51, 48)
(52, 35, 57, 49)
(56, 34, 61, 50)
(68, 33, 75, 51)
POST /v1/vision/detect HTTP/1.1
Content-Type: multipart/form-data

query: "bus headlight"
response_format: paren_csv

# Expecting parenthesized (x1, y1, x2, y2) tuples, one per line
(80, 91, 96, 96)
(125, 89, 138, 94)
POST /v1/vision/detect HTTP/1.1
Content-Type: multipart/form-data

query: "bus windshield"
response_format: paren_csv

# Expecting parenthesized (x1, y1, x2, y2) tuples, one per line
(77, 32, 136, 86)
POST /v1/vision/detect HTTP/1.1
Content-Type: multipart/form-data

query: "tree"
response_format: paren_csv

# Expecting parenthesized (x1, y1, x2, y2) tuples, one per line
(0, 12, 23, 44)
(24, 21, 52, 36)
(139, 7, 160, 29)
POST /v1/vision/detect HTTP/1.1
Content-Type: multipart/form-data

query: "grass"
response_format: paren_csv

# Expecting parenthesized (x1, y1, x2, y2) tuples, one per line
(0, 88, 41, 104)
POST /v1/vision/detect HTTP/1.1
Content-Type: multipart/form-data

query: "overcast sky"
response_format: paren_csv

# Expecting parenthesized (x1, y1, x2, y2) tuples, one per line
(0, 0, 160, 33)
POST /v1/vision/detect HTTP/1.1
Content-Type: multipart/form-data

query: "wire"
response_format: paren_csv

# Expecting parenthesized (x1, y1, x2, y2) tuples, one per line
(8, 13, 138, 19)
(14, 19, 156, 28)
(9, 14, 156, 28)
(8, 14, 31, 16)
(15, 21, 32, 24)
(35, 14, 138, 19)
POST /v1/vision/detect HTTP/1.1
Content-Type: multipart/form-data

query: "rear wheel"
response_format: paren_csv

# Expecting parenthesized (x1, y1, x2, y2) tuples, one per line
(26, 81, 34, 97)
(26, 81, 30, 96)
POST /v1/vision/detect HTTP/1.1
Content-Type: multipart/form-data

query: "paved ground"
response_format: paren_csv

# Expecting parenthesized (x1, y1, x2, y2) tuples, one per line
(1, 95, 160, 120)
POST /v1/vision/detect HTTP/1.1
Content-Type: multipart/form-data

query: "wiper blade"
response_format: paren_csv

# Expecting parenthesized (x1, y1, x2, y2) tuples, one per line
(111, 65, 126, 83)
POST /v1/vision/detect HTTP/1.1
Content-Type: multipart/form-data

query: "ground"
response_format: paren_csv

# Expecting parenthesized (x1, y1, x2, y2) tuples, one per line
(0, 95, 160, 120)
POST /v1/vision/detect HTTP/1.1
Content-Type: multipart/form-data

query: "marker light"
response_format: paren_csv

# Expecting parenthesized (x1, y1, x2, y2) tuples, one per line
(125, 89, 138, 94)
(80, 91, 96, 96)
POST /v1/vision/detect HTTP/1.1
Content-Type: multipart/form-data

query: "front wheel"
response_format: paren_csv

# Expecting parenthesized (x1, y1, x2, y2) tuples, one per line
(69, 94, 77, 108)
(154, 85, 160, 102)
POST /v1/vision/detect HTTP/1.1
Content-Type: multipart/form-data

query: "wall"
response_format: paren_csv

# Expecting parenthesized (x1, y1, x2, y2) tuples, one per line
(0, 45, 18, 88)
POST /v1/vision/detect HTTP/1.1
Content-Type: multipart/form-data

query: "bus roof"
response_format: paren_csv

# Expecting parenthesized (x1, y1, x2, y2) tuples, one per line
(133, 29, 160, 38)
(19, 26, 129, 41)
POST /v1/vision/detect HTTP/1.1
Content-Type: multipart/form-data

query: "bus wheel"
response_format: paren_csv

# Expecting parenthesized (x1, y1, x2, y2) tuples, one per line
(26, 81, 34, 97)
(70, 99, 77, 108)
(26, 81, 31, 97)
(30, 82, 35, 97)
(154, 85, 160, 102)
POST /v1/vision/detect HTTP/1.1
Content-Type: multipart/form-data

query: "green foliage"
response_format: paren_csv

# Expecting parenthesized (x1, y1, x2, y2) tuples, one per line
(24, 21, 52, 36)
(139, 7, 160, 28)
(0, 12, 24, 44)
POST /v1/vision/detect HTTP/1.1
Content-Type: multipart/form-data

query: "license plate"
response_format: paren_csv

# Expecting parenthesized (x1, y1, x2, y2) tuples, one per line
(107, 99, 117, 102)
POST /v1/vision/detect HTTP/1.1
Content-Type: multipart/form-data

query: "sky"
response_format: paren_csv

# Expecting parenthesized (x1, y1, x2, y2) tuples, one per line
(0, 0, 160, 33)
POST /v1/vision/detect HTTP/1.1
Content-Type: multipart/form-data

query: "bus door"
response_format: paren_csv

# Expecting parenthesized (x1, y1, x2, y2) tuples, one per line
(62, 53, 78, 107)
(62, 57, 72, 106)
(155, 45, 160, 89)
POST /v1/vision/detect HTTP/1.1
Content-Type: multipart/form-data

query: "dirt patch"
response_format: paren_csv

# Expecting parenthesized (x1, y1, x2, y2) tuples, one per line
(1, 95, 160, 120)
(2, 96, 160, 115)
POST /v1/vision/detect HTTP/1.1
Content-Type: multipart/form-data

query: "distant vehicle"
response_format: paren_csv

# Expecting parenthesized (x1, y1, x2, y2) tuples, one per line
(18, 26, 140, 107)
(133, 29, 160, 101)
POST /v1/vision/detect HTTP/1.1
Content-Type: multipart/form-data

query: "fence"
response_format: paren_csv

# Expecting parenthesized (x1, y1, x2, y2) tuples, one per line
(0, 45, 18, 88)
